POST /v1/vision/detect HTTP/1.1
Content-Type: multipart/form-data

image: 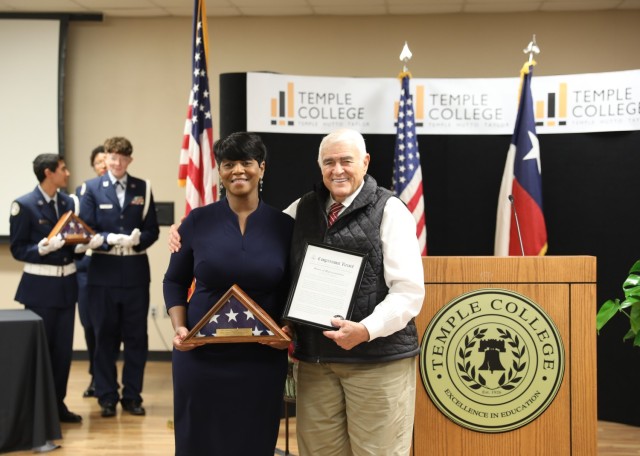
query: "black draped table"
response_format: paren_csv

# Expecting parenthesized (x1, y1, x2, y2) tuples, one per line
(0, 309, 61, 453)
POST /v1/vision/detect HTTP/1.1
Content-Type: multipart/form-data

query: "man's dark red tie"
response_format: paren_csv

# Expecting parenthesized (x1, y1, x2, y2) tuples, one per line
(327, 202, 343, 227)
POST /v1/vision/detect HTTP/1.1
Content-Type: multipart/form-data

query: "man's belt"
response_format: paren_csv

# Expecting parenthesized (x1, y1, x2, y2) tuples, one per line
(92, 246, 147, 256)
(24, 263, 77, 277)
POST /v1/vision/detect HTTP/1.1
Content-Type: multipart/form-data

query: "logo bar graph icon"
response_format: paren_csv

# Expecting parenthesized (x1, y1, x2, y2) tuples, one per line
(271, 82, 295, 126)
(535, 82, 567, 127)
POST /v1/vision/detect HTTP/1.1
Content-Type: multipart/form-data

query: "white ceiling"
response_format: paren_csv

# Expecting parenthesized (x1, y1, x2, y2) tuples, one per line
(1, 0, 640, 17)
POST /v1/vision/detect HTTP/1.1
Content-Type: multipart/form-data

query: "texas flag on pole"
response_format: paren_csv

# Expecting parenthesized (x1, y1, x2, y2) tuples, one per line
(494, 62, 548, 256)
(178, 0, 218, 215)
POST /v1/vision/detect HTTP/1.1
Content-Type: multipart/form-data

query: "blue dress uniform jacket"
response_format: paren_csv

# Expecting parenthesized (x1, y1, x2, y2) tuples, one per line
(10, 187, 78, 308)
(79, 174, 159, 287)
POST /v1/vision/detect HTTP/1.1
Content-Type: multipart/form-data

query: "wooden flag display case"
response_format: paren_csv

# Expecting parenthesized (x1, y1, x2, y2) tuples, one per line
(47, 210, 95, 245)
(183, 284, 291, 345)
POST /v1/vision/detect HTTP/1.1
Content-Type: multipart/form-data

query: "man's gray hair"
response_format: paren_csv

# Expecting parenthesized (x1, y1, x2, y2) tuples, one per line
(317, 128, 367, 166)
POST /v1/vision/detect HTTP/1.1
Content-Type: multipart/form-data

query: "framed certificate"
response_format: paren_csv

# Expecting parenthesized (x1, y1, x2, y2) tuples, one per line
(182, 284, 291, 344)
(283, 242, 367, 330)
(48, 210, 95, 245)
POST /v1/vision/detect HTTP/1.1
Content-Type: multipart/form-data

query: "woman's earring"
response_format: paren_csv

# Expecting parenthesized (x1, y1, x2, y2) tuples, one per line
(259, 178, 264, 193)
(219, 179, 224, 189)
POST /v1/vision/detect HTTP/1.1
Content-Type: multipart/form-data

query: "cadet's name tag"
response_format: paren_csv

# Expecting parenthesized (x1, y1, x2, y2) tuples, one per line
(99, 204, 113, 210)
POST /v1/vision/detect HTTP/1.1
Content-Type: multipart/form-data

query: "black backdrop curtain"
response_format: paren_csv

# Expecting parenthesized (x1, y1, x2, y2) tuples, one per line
(221, 72, 640, 426)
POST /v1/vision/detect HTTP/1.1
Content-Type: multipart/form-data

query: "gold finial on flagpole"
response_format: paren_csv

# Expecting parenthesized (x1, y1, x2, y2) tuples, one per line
(523, 35, 540, 63)
(399, 41, 412, 77)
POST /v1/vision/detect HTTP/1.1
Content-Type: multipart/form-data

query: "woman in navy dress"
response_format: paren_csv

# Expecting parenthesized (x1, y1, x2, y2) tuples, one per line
(163, 132, 293, 456)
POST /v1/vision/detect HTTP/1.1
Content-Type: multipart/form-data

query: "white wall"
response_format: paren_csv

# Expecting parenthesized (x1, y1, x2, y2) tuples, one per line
(1, 11, 639, 350)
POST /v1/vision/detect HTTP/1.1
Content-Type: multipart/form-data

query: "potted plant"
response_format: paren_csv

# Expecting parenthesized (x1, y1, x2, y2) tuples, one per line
(596, 260, 640, 346)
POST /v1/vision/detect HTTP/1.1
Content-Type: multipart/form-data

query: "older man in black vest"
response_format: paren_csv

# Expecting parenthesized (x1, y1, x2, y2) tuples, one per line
(284, 128, 424, 456)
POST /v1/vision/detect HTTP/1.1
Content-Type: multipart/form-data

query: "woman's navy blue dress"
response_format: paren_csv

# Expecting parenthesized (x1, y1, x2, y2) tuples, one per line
(163, 200, 293, 456)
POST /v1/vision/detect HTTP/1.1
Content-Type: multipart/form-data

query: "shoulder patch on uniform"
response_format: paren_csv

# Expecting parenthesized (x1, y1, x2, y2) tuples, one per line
(10, 201, 20, 216)
(80, 182, 87, 196)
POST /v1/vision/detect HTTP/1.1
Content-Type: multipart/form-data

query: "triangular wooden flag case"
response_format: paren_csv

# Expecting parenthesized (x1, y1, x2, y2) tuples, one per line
(183, 284, 291, 344)
(48, 210, 95, 245)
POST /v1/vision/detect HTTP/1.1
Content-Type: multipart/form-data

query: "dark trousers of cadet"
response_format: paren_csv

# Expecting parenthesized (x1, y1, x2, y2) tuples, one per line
(88, 285, 149, 405)
(76, 269, 96, 378)
(28, 305, 75, 413)
(78, 266, 121, 382)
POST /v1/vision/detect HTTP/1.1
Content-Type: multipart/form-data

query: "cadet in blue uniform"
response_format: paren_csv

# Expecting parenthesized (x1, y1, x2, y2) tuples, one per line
(74, 145, 111, 398)
(9, 154, 101, 424)
(79, 137, 159, 418)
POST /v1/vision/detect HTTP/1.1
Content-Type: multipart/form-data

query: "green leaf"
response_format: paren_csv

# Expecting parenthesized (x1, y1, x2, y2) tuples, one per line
(620, 296, 640, 309)
(630, 303, 640, 334)
(596, 299, 621, 331)
(623, 274, 640, 289)
(597, 261, 640, 347)
(628, 260, 640, 276)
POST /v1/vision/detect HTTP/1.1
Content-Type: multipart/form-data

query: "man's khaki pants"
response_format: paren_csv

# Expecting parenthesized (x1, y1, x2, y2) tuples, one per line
(296, 357, 416, 456)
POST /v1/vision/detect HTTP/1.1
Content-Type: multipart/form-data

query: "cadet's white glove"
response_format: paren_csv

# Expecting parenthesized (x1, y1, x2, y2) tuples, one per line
(74, 234, 105, 253)
(119, 228, 141, 248)
(38, 235, 65, 256)
(107, 229, 141, 248)
(107, 233, 126, 246)
(88, 233, 105, 249)
(128, 228, 141, 247)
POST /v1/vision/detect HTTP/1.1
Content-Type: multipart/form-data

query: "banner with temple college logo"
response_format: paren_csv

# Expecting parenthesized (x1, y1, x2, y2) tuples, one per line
(246, 70, 640, 135)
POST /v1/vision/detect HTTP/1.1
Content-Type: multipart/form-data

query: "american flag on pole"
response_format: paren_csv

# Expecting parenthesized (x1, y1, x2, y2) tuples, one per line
(494, 61, 547, 256)
(392, 73, 427, 255)
(178, 0, 217, 215)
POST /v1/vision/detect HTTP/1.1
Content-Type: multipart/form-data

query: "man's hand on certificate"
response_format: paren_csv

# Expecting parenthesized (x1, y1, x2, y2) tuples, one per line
(323, 318, 370, 350)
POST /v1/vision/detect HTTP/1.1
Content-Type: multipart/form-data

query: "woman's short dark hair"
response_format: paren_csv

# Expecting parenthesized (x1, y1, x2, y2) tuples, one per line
(213, 132, 267, 166)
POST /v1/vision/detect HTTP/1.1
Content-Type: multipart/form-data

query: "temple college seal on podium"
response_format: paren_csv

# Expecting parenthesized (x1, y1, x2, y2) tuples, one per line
(419, 288, 565, 433)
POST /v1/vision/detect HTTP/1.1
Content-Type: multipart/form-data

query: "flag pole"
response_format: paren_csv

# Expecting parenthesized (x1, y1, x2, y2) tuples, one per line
(399, 41, 412, 77)
(393, 41, 427, 255)
(518, 36, 540, 101)
(523, 34, 540, 64)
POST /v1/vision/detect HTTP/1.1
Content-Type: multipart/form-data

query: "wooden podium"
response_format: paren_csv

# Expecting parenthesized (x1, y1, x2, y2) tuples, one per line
(413, 256, 596, 456)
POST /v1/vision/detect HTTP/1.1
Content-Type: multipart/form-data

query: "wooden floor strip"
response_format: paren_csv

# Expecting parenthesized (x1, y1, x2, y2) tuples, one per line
(7, 361, 639, 455)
